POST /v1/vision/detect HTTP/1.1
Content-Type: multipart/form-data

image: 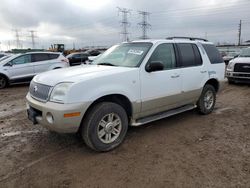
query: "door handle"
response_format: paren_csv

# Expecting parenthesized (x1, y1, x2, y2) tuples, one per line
(171, 75, 180, 78)
(200, 70, 207, 73)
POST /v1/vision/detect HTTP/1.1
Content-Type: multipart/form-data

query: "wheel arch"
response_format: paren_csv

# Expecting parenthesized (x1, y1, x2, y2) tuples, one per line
(204, 78, 219, 93)
(0, 73, 9, 83)
(79, 94, 133, 132)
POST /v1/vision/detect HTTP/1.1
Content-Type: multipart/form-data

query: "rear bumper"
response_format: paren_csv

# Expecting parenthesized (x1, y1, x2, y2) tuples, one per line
(26, 93, 91, 133)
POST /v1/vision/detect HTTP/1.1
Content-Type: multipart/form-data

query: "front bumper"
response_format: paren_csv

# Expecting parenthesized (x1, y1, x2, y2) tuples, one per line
(226, 71, 250, 83)
(26, 93, 91, 133)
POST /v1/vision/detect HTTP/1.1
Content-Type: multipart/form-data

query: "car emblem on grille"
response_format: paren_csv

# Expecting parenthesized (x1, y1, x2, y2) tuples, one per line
(34, 85, 38, 93)
(243, 65, 250, 69)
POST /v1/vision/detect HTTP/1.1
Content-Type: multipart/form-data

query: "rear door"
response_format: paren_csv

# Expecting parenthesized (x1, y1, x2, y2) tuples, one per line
(140, 43, 182, 117)
(176, 43, 208, 104)
(5, 54, 34, 82)
(32, 53, 59, 74)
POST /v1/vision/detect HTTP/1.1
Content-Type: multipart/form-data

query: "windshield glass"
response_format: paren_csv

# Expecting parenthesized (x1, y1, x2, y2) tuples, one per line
(239, 48, 250, 57)
(93, 42, 152, 67)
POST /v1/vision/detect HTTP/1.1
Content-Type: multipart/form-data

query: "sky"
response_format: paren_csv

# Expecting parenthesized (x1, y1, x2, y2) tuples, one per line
(0, 0, 250, 50)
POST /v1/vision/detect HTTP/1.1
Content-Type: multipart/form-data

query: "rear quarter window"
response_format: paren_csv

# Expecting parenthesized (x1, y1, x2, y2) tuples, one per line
(202, 44, 223, 64)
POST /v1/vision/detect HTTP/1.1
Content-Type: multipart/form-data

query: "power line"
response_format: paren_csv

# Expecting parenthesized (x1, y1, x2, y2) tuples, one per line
(138, 11, 151, 39)
(117, 7, 132, 42)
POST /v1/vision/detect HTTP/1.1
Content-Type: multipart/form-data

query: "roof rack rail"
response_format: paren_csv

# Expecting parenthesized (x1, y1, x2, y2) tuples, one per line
(166, 36, 208, 42)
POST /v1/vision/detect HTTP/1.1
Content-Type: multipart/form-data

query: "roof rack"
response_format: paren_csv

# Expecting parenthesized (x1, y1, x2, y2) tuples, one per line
(166, 36, 208, 42)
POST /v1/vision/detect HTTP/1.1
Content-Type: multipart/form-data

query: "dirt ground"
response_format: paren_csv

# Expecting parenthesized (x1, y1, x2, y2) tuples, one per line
(0, 83, 250, 188)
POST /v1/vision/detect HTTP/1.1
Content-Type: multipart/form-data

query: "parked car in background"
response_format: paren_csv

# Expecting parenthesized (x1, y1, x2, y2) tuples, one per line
(0, 52, 69, 89)
(226, 47, 250, 84)
(66, 52, 90, 66)
(0, 53, 7, 58)
(223, 52, 239, 65)
(0, 54, 12, 62)
(86, 53, 103, 64)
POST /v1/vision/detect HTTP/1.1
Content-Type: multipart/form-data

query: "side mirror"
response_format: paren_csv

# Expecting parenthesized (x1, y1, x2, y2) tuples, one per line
(234, 54, 239, 58)
(4, 62, 13, 67)
(146, 61, 164, 72)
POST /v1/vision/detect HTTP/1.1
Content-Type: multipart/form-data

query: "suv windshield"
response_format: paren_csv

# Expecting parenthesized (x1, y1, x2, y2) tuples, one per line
(93, 42, 152, 67)
(239, 48, 250, 57)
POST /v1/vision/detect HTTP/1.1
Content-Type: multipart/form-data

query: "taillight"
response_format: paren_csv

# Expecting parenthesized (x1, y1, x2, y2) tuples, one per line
(61, 58, 69, 63)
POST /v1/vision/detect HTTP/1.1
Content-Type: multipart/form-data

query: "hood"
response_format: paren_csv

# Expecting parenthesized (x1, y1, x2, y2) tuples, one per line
(33, 65, 137, 86)
(230, 57, 250, 64)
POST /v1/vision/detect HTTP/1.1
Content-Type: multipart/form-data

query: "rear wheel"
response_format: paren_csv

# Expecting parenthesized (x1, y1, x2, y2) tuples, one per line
(197, 84, 216, 115)
(0, 75, 7, 89)
(82, 102, 128, 152)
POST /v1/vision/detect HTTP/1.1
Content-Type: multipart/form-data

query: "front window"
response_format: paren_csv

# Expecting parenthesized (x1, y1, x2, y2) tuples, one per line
(93, 42, 152, 67)
(11, 55, 31, 65)
(239, 48, 250, 57)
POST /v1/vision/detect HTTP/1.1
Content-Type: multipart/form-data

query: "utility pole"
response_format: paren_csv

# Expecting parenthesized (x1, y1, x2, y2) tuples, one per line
(238, 20, 242, 46)
(29, 30, 37, 49)
(138, 11, 151, 40)
(12, 29, 21, 48)
(117, 7, 131, 42)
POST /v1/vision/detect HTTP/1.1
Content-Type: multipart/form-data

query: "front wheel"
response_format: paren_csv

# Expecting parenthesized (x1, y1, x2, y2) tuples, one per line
(197, 84, 216, 115)
(0, 75, 7, 89)
(81, 102, 128, 152)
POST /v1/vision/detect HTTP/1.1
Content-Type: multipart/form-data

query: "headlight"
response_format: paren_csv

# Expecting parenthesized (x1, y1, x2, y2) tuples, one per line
(227, 62, 234, 71)
(50, 82, 73, 103)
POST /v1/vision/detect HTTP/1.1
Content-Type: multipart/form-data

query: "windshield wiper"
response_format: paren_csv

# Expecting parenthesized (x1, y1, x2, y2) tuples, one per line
(97, 62, 115, 66)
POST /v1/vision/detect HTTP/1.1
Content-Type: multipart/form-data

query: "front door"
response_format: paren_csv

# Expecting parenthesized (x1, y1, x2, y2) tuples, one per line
(6, 54, 34, 82)
(140, 43, 182, 117)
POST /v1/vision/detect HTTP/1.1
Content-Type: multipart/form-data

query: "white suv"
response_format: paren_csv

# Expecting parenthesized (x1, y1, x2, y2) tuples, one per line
(26, 38, 225, 151)
(0, 52, 69, 89)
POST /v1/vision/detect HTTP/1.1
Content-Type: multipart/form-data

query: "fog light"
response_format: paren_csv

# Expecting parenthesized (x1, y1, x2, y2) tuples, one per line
(46, 112, 54, 124)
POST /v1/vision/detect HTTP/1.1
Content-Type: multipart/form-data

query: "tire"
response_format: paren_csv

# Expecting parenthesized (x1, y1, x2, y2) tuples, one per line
(197, 84, 216, 115)
(227, 78, 234, 84)
(81, 102, 128, 152)
(0, 75, 7, 89)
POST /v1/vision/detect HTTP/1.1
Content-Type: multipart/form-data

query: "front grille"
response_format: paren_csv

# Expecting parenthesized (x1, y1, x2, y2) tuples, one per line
(233, 73, 250, 78)
(234, 63, 250, 73)
(29, 81, 52, 102)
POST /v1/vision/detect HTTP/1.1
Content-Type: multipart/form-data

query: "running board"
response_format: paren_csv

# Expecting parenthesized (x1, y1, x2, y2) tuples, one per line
(131, 104, 196, 126)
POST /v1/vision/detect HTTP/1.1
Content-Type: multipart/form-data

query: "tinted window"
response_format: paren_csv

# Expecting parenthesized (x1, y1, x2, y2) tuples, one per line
(202, 44, 223, 64)
(177, 43, 196, 67)
(12, 55, 31, 65)
(48, 54, 59, 60)
(148, 43, 176, 70)
(32, 54, 49, 62)
(192, 44, 203, 65)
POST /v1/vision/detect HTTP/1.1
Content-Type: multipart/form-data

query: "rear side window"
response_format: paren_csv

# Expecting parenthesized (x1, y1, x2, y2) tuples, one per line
(48, 54, 59, 60)
(32, 54, 49, 62)
(177, 43, 202, 67)
(202, 44, 223, 64)
(148, 43, 176, 70)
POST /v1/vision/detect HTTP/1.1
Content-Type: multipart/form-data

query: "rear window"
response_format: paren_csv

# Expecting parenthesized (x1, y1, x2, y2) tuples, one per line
(202, 44, 223, 64)
(48, 54, 59, 60)
(32, 54, 49, 62)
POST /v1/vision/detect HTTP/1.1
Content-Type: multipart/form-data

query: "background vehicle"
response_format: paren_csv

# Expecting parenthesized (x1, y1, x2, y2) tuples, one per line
(0, 54, 12, 61)
(226, 47, 250, 84)
(66, 52, 90, 66)
(26, 37, 225, 152)
(223, 52, 239, 65)
(0, 52, 69, 89)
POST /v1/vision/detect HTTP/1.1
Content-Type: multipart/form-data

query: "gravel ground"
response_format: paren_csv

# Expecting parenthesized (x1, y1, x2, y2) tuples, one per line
(0, 83, 250, 188)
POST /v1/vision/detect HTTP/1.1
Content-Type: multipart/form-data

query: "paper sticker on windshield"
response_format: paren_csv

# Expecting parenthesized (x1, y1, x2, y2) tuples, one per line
(128, 49, 144, 55)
